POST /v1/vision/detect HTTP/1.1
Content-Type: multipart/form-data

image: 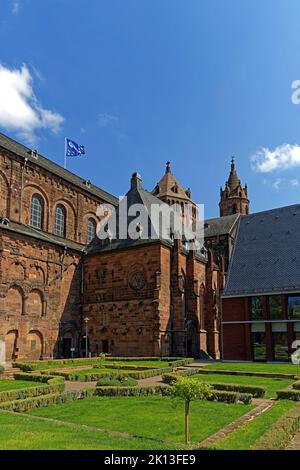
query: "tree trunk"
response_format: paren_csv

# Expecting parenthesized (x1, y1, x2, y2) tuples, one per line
(185, 400, 190, 445)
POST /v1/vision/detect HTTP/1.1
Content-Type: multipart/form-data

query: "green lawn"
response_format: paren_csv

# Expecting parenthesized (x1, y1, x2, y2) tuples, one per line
(0, 411, 179, 450)
(28, 396, 253, 445)
(195, 374, 294, 398)
(210, 400, 295, 450)
(204, 362, 299, 375)
(0, 380, 41, 391)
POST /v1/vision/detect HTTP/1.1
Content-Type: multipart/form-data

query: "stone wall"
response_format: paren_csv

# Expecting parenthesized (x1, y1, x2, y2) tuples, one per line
(0, 229, 82, 360)
(0, 147, 114, 245)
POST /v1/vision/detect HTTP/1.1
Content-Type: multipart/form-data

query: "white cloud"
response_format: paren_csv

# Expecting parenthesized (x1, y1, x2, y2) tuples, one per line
(251, 144, 300, 172)
(290, 179, 299, 187)
(12, 0, 20, 15)
(0, 64, 64, 144)
(98, 113, 119, 127)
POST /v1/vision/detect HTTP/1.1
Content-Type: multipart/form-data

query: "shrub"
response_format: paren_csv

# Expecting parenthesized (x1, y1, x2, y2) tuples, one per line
(14, 373, 65, 385)
(162, 374, 264, 398)
(198, 369, 297, 380)
(0, 388, 95, 412)
(207, 390, 252, 404)
(95, 386, 167, 397)
(94, 364, 155, 371)
(252, 404, 300, 449)
(0, 382, 64, 403)
(97, 377, 138, 387)
(81, 366, 174, 382)
(277, 389, 300, 401)
(12, 357, 193, 372)
(208, 382, 265, 398)
(0, 365, 4, 375)
(162, 373, 179, 385)
(292, 381, 300, 390)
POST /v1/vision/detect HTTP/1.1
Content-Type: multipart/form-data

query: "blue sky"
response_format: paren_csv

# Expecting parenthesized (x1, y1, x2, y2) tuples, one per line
(1, 0, 300, 218)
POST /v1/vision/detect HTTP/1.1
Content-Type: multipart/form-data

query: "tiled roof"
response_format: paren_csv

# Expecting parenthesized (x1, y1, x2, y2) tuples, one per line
(204, 213, 240, 238)
(0, 132, 118, 206)
(151, 162, 193, 202)
(223, 204, 300, 297)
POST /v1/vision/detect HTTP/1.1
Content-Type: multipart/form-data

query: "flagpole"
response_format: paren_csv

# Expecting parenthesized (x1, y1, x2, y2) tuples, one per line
(64, 138, 67, 169)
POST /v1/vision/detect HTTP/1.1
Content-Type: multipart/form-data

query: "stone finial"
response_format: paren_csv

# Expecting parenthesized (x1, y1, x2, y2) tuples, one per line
(166, 161, 171, 173)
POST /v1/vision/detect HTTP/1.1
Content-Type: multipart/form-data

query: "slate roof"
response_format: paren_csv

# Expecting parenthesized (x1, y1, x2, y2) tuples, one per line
(85, 182, 207, 261)
(204, 213, 240, 238)
(0, 220, 84, 252)
(0, 132, 118, 206)
(223, 204, 300, 297)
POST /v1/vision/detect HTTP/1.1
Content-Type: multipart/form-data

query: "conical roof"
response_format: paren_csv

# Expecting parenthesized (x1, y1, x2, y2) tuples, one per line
(227, 157, 240, 190)
(152, 161, 192, 202)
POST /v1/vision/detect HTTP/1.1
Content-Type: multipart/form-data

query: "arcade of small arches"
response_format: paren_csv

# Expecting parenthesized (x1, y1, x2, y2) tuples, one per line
(5, 285, 46, 317)
(3, 329, 45, 361)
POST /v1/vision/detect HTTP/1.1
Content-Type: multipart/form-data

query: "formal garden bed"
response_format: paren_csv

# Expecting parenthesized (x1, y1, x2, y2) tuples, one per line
(0, 379, 41, 392)
(208, 400, 299, 450)
(26, 395, 254, 446)
(202, 362, 300, 378)
(13, 357, 192, 372)
(0, 411, 179, 450)
(1, 360, 299, 449)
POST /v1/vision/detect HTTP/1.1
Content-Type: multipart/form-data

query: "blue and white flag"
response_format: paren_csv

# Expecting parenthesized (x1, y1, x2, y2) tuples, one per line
(65, 138, 85, 157)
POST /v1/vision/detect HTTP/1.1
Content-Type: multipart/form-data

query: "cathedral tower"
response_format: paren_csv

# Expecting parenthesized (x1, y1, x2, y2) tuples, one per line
(219, 158, 249, 217)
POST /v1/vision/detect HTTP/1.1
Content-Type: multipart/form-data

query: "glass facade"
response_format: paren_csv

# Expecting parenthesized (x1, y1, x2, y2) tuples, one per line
(272, 323, 288, 361)
(269, 295, 281, 320)
(288, 295, 300, 319)
(251, 296, 263, 320)
(251, 324, 267, 362)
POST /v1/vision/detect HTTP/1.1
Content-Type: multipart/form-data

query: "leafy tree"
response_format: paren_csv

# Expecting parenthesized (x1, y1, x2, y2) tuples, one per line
(169, 376, 213, 445)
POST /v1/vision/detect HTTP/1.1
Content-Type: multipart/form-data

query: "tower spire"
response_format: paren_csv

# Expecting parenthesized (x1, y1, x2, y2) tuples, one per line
(219, 158, 249, 217)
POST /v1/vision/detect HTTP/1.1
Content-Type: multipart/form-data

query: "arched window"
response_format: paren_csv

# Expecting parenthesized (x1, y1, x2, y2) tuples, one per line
(30, 194, 43, 229)
(55, 204, 66, 237)
(87, 218, 96, 243)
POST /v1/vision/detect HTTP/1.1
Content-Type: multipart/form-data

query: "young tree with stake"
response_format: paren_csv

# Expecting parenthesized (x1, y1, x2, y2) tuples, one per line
(169, 377, 213, 445)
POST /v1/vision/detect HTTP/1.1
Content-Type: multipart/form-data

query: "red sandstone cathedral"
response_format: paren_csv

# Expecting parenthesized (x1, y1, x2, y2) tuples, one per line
(0, 132, 252, 363)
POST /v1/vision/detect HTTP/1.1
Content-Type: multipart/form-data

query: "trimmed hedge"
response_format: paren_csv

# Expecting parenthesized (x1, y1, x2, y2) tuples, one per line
(49, 366, 175, 382)
(199, 369, 297, 380)
(292, 381, 300, 390)
(94, 383, 251, 404)
(252, 404, 300, 449)
(94, 364, 157, 371)
(277, 389, 300, 401)
(13, 357, 193, 372)
(97, 377, 138, 387)
(0, 381, 64, 404)
(208, 382, 265, 398)
(0, 388, 95, 412)
(95, 386, 168, 397)
(14, 372, 65, 385)
(162, 373, 264, 398)
(208, 390, 253, 405)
